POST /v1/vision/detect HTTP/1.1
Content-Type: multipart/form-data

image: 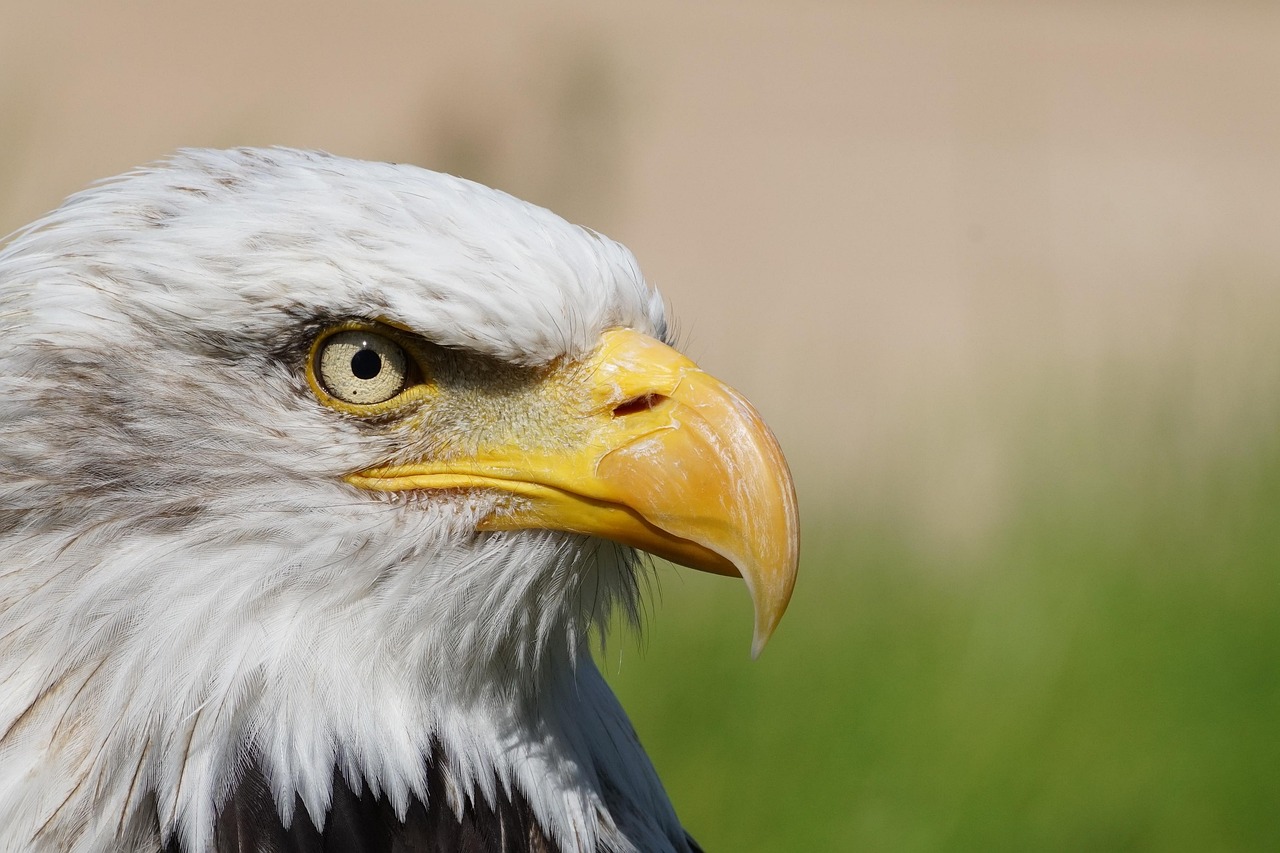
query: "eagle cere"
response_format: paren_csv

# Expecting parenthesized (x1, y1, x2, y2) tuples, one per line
(0, 148, 799, 852)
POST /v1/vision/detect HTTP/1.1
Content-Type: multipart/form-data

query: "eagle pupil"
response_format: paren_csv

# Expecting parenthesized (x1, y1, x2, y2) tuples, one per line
(351, 349, 382, 380)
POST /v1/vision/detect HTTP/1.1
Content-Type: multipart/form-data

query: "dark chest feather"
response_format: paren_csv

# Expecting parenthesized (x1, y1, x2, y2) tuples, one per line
(164, 753, 559, 853)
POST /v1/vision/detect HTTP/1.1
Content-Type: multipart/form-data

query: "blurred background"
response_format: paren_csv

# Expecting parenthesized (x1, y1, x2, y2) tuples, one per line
(3, 1, 1278, 849)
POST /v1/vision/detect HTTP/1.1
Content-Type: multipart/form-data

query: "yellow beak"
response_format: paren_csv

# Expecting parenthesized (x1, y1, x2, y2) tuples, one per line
(346, 328, 799, 655)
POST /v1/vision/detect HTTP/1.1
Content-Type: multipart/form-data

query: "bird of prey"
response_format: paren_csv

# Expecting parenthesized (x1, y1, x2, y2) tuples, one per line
(0, 148, 798, 852)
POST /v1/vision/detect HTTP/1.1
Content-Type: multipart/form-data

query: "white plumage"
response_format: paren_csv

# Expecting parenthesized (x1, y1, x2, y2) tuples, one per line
(0, 148, 797, 852)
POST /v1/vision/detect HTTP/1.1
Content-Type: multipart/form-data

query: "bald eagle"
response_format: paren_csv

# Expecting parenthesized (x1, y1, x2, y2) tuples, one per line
(0, 149, 798, 852)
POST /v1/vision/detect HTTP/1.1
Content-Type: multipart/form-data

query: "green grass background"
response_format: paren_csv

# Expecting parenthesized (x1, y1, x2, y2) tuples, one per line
(603, 379, 1280, 851)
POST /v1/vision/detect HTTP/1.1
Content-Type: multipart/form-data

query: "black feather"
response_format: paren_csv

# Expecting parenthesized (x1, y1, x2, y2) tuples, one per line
(162, 746, 560, 853)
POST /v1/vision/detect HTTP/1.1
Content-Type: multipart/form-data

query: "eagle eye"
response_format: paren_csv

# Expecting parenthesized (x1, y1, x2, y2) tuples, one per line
(315, 329, 408, 405)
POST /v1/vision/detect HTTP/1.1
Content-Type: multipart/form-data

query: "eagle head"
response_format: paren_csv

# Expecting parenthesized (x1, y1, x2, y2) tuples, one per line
(0, 148, 798, 852)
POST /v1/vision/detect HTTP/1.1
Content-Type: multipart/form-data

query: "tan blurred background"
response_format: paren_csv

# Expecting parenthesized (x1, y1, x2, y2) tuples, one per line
(4, 0, 1280, 555)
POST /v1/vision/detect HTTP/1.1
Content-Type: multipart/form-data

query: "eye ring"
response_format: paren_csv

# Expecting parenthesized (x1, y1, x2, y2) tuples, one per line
(314, 329, 409, 405)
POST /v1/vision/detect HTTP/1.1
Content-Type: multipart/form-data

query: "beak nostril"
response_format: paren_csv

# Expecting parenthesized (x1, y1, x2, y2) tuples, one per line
(613, 393, 667, 418)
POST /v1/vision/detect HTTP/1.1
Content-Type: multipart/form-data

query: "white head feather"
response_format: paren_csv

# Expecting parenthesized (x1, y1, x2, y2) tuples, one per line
(0, 149, 688, 852)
